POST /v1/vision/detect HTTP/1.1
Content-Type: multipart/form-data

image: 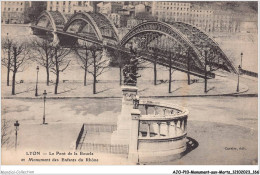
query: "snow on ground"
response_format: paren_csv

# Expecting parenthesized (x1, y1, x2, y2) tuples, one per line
(1, 97, 257, 165)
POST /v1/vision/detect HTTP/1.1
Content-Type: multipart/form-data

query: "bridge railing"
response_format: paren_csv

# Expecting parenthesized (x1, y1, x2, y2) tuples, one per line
(240, 68, 258, 78)
(136, 48, 215, 78)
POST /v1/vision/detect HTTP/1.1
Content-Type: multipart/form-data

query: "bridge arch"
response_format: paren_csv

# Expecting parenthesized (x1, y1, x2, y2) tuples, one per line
(171, 22, 237, 73)
(63, 12, 119, 43)
(120, 21, 236, 74)
(34, 10, 67, 32)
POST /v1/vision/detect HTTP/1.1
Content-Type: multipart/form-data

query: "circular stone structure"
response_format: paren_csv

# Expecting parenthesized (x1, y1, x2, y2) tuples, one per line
(136, 100, 188, 163)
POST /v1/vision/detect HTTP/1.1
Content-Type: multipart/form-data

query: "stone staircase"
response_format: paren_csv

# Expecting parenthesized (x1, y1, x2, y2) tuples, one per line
(76, 124, 129, 155)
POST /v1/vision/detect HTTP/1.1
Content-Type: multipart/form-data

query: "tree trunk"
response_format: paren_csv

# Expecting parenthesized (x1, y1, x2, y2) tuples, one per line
(54, 48, 59, 94)
(154, 57, 157, 85)
(7, 50, 10, 86)
(55, 70, 59, 94)
(204, 51, 207, 93)
(187, 52, 190, 85)
(119, 66, 122, 86)
(12, 71, 16, 95)
(84, 48, 88, 86)
(93, 54, 96, 94)
(169, 57, 172, 93)
(46, 67, 49, 86)
(84, 66, 87, 86)
(93, 74, 96, 94)
(12, 48, 17, 95)
(46, 55, 49, 86)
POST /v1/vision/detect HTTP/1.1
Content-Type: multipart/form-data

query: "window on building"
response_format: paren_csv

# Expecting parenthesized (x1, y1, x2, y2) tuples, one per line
(63, 1, 66, 5)
(8, 8, 10, 11)
(57, 2, 59, 4)
(51, 2, 53, 4)
(74, 10, 77, 14)
(63, 9, 65, 12)
(69, 1, 71, 5)
(50, 7, 52, 11)
(16, 8, 18, 11)
(78, 2, 82, 6)
(21, 2, 23, 5)
(4, 8, 6, 11)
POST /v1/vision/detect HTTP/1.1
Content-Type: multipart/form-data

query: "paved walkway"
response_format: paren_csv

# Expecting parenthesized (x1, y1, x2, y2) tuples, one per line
(1, 73, 256, 99)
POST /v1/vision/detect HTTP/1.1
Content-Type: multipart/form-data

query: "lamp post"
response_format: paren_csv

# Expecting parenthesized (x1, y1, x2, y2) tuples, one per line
(236, 65, 241, 92)
(240, 52, 243, 69)
(14, 120, 20, 150)
(35, 66, 39, 96)
(43, 90, 47, 124)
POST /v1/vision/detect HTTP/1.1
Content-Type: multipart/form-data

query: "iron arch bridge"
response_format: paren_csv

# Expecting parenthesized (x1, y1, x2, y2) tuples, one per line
(31, 10, 119, 46)
(31, 11, 237, 79)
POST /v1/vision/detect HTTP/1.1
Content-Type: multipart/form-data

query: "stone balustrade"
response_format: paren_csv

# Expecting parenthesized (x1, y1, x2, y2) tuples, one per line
(131, 100, 189, 164)
(138, 100, 188, 140)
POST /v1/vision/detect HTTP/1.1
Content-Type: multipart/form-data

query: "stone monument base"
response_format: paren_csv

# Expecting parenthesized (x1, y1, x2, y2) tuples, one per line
(111, 85, 138, 145)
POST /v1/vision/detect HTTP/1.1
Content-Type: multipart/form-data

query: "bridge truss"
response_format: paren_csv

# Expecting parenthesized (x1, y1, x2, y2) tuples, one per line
(31, 10, 237, 80)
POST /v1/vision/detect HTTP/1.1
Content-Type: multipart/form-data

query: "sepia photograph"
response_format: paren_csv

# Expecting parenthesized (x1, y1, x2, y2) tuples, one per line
(0, 0, 258, 171)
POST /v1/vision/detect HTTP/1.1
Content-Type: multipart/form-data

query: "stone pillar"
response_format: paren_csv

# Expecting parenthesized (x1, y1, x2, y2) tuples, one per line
(111, 86, 138, 145)
(128, 109, 141, 164)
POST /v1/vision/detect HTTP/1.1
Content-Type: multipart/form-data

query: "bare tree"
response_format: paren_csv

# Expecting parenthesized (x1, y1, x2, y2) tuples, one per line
(50, 45, 71, 94)
(1, 119, 11, 147)
(106, 45, 129, 85)
(1, 34, 13, 86)
(74, 43, 90, 86)
(31, 38, 54, 86)
(8, 41, 31, 95)
(87, 45, 110, 94)
(168, 51, 177, 93)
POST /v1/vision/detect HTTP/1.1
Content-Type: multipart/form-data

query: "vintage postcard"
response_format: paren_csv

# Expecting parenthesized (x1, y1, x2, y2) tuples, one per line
(1, 0, 258, 172)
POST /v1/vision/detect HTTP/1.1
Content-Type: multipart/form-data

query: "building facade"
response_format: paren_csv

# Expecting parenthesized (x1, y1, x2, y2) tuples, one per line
(1, 1, 30, 24)
(151, 1, 249, 33)
(152, 1, 191, 22)
(47, 1, 93, 14)
(97, 2, 123, 15)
